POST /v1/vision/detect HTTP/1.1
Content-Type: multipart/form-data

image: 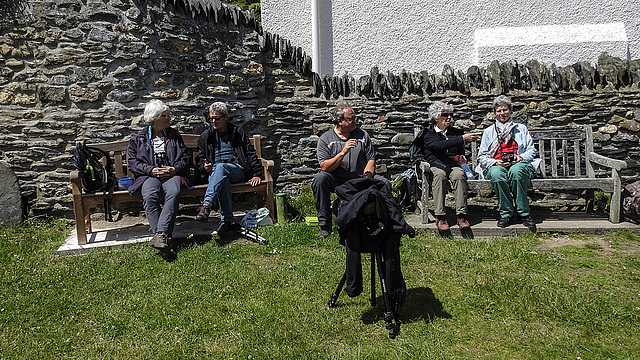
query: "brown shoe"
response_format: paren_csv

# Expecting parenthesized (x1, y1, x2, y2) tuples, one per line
(436, 218, 449, 231)
(148, 232, 169, 249)
(457, 217, 471, 228)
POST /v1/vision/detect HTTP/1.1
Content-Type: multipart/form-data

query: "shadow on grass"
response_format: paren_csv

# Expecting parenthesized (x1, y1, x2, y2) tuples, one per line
(155, 229, 265, 262)
(361, 286, 451, 325)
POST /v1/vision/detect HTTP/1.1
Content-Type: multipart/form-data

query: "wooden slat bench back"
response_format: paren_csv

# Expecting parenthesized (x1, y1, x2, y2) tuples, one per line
(418, 125, 627, 224)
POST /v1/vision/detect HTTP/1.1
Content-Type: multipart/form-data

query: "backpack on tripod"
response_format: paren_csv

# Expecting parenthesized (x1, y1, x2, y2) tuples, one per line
(72, 143, 117, 221)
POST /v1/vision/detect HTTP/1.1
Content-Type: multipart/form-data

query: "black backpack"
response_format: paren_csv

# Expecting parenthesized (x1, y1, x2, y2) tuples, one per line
(72, 144, 117, 221)
(409, 122, 432, 165)
(622, 180, 640, 224)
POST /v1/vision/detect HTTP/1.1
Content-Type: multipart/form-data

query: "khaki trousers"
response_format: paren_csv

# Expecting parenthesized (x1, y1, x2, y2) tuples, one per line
(431, 167, 468, 216)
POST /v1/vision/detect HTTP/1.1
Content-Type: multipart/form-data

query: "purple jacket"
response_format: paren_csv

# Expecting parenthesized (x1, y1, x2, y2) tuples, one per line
(126, 126, 192, 194)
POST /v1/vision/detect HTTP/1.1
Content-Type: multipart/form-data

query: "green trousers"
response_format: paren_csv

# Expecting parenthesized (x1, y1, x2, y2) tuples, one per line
(485, 162, 535, 219)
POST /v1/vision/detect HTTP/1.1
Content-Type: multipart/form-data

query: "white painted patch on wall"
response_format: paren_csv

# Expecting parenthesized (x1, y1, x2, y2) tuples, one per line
(474, 22, 629, 66)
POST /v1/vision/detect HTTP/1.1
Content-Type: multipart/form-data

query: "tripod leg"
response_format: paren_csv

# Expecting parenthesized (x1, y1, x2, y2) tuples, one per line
(375, 251, 397, 338)
(370, 253, 376, 307)
(328, 272, 347, 308)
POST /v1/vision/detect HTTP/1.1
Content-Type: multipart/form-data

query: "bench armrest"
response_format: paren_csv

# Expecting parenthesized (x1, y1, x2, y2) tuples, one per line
(70, 170, 83, 196)
(260, 158, 275, 182)
(417, 161, 433, 178)
(587, 152, 627, 171)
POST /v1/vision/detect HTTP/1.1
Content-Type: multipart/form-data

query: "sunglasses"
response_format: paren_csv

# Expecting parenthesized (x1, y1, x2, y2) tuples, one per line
(440, 112, 453, 118)
(210, 116, 224, 121)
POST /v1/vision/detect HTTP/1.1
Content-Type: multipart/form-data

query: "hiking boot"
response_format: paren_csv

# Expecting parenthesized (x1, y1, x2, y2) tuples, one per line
(195, 205, 211, 222)
(316, 229, 331, 239)
(148, 232, 169, 249)
(497, 217, 511, 228)
(520, 215, 536, 229)
(436, 218, 450, 231)
(456, 216, 471, 228)
(216, 221, 231, 236)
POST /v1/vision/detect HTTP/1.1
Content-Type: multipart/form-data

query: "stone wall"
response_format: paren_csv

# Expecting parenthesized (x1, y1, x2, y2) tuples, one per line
(1, 0, 639, 220)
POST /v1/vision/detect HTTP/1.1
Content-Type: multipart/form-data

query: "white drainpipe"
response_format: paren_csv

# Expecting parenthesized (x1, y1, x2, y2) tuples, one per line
(311, 0, 321, 75)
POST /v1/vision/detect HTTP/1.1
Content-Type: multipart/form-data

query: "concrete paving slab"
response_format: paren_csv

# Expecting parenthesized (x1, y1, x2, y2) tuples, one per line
(59, 205, 640, 255)
(405, 205, 640, 239)
(58, 214, 231, 256)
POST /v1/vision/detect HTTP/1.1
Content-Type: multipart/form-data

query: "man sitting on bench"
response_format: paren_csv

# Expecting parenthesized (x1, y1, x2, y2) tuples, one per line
(194, 102, 263, 235)
(312, 102, 387, 239)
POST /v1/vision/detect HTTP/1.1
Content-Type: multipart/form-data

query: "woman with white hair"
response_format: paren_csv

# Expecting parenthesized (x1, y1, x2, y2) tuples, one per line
(126, 99, 191, 249)
(194, 102, 262, 235)
(421, 101, 481, 231)
(476, 95, 538, 229)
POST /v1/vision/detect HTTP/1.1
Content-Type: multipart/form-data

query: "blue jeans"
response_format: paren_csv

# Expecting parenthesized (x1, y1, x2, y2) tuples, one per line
(204, 163, 246, 222)
(141, 176, 182, 235)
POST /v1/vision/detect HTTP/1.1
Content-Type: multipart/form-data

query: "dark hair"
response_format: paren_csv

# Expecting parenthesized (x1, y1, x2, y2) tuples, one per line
(330, 102, 352, 124)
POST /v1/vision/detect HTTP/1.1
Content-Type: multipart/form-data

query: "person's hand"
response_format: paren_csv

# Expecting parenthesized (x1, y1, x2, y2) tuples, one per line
(249, 177, 261, 186)
(163, 166, 176, 177)
(363, 170, 373, 178)
(151, 167, 168, 178)
(341, 139, 358, 155)
(463, 133, 482, 142)
(203, 160, 213, 173)
(455, 155, 467, 165)
(496, 160, 512, 167)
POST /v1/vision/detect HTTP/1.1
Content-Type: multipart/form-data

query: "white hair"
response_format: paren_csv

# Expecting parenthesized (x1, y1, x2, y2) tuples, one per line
(493, 95, 513, 111)
(143, 99, 169, 124)
(209, 102, 229, 116)
(427, 101, 453, 123)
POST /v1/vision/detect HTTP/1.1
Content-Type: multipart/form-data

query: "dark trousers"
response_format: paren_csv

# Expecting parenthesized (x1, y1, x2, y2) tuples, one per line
(345, 232, 405, 313)
(141, 176, 182, 236)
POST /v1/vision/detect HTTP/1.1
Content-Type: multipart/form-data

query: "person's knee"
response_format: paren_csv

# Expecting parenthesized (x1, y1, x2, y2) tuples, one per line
(487, 168, 508, 182)
(449, 168, 466, 182)
(312, 172, 333, 192)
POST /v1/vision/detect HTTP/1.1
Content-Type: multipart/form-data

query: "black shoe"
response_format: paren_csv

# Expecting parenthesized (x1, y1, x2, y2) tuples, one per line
(497, 217, 511, 228)
(316, 229, 331, 239)
(195, 205, 211, 222)
(216, 221, 231, 235)
(520, 215, 536, 229)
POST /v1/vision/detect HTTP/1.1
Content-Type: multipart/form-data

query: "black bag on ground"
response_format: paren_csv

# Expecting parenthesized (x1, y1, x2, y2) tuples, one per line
(622, 180, 640, 224)
(72, 144, 117, 221)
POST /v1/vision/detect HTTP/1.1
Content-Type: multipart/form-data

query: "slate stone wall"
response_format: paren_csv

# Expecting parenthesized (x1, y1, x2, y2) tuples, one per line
(1, 0, 639, 219)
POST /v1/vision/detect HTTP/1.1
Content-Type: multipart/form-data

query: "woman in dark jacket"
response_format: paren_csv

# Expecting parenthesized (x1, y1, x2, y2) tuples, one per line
(422, 101, 481, 231)
(194, 102, 263, 234)
(127, 99, 191, 249)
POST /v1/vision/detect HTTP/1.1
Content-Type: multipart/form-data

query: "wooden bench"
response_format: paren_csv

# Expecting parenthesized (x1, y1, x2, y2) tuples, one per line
(417, 125, 627, 224)
(70, 134, 275, 245)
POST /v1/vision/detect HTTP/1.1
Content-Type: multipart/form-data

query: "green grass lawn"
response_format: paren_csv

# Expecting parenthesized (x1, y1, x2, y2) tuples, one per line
(1, 220, 639, 359)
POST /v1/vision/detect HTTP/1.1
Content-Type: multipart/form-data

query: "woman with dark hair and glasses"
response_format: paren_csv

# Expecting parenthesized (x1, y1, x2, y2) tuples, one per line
(127, 99, 191, 249)
(422, 101, 481, 231)
(194, 102, 263, 234)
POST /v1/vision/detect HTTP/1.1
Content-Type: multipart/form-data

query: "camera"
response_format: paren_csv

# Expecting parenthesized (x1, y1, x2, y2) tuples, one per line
(501, 151, 516, 163)
(154, 152, 168, 167)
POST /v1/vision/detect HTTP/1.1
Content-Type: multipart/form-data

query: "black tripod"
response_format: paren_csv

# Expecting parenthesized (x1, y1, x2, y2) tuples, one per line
(327, 178, 413, 339)
(328, 250, 399, 338)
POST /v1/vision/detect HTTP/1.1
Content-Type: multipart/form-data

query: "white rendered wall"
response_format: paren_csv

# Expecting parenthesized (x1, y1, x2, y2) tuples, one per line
(261, 0, 640, 78)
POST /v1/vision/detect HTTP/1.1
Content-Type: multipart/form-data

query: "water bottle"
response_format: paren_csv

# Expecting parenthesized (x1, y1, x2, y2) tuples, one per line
(460, 163, 475, 179)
